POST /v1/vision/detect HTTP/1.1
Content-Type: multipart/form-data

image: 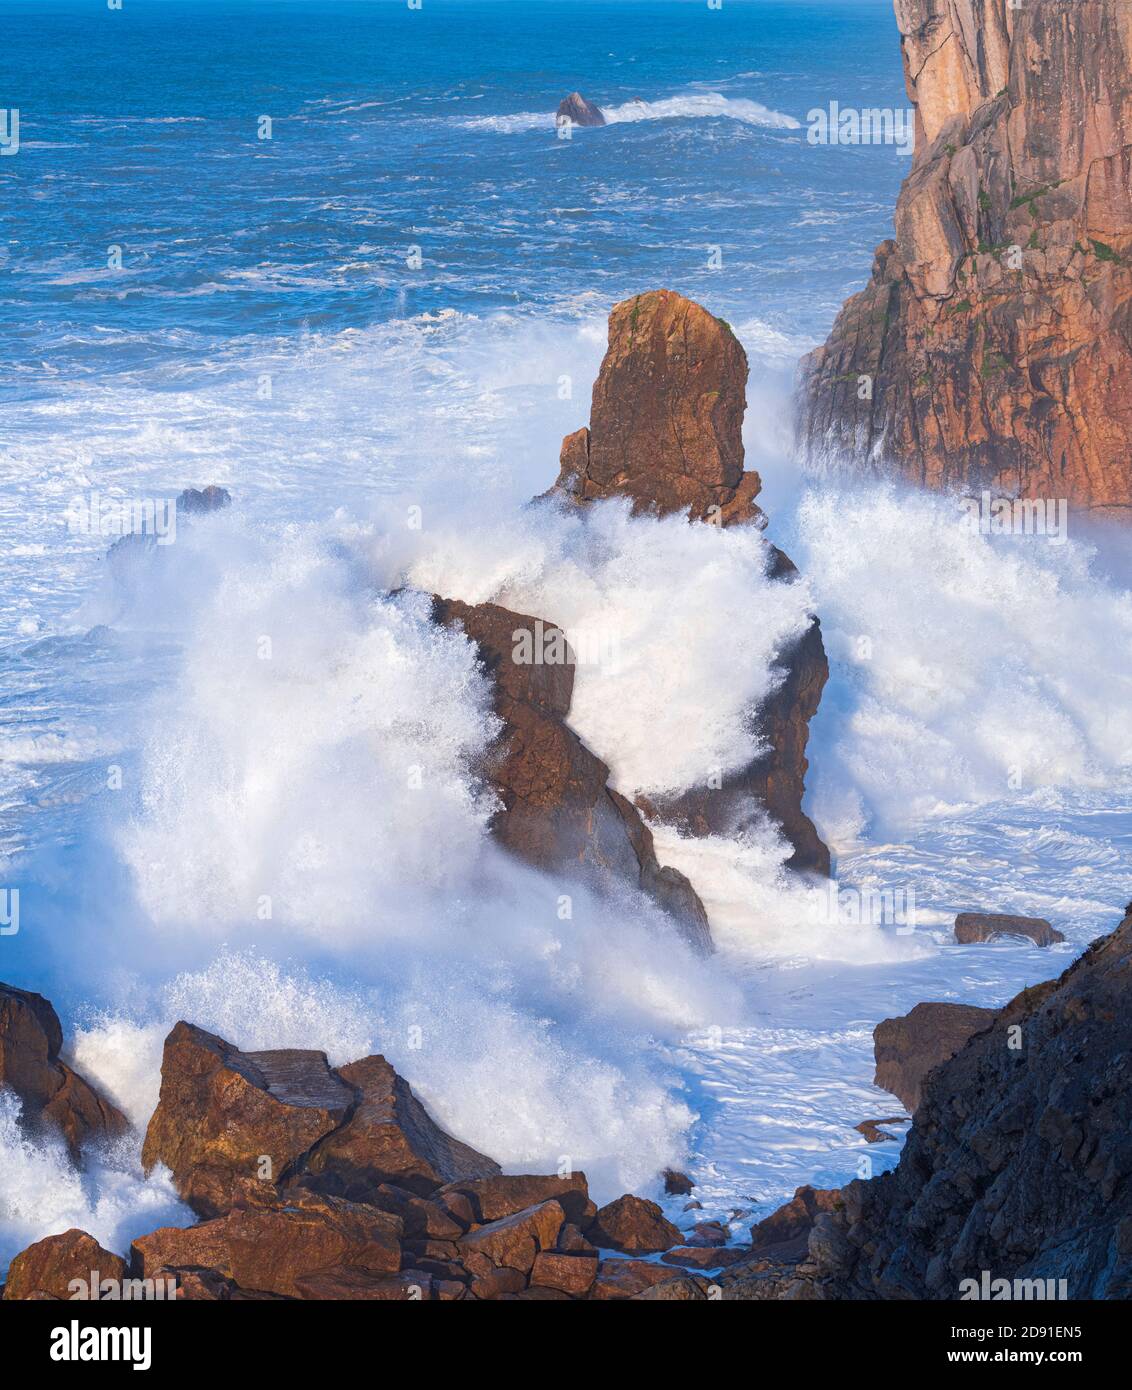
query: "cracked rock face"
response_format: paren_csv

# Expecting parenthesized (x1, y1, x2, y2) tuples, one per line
(798, 0, 1132, 517)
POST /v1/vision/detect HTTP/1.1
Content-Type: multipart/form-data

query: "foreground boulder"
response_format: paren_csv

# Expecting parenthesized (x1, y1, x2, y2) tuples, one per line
(556, 92, 605, 128)
(586, 1194, 681, 1255)
(132, 1192, 402, 1299)
(955, 911, 1065, 948)
(3, 1229, 126, 1302)
(749, 1185, 842, 1261)
(797, 0, 1132, 515)
(142, 1022, 499, 1216)
(873, 1000, 997, 1112)
(0, 982, 128, 1160)
(753, 907, 1132, 1299)
(544, 289, 830, 875)
(432, 596, 712, 951)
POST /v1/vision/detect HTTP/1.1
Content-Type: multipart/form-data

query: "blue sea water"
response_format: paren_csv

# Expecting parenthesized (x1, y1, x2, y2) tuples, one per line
(2, 1, 1131, 1265)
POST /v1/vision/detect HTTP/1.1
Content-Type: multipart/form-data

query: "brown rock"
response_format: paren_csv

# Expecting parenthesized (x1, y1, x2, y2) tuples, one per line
(662, 1168, 694, 1195)
(630, 1274, 710, 1299)
(750, 1185, 843, 1261)
(548, 290, 755, 523)
(543, 290, 830, 876)
(660, 1245, 746, 1270)
(955, 912, 1065, 948)
(529, 1250, 599, 1294)
(685, 1220, 727, 1248)
(457, 1199, 565, 1275)
(589, 1257, 686, 1299)
(132, 1192, 401, 1298)
(0, 983, 128, 1160)
(468, 1266, 527, 1299)
(587, 1193, 681, 1254)
(292, 1267, 432, 1300)
(855, 1116, 910, 1144)
(300, 1053, 500, 1199)
(3, 1229, 126, 1302)
(798, 0, 1132, 517)
(141, 1022, 354, 1217)
(438, 1172, 594, 1227)
(873, 1000, 997, 1111)
(148, 1266, 238, 1301)
(432, 597, 712, 951)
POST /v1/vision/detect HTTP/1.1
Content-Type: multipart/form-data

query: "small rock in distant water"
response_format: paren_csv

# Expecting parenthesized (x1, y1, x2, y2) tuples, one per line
(556, 91, 605, 127)
(954, 911, 1065, 947)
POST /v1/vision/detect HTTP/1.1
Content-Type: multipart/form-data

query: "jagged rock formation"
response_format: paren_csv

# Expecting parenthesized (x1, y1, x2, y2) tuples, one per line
(723, 907, 1132, 1300)
(6, 1010, 734, 1300)
(0, 982, 127, 1160)
(431, 596, 713, 952)
(798, 0, 1132, 515)
(873, 1000, 996, 1112)
(548, 288, 830, 875)
(141, 1022, 500, 1218)
(556, 92, 605, 128)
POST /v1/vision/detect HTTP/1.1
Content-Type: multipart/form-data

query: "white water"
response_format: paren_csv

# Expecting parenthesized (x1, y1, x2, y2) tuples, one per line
(457, 91, 801, 134)
(2, 302, 1130, 1269)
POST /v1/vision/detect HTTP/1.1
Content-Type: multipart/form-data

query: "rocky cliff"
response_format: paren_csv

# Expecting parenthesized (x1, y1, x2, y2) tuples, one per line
(798, 0, 1132, 515)
(549, 289, 830, 875)
(723, 906, 1132, 1300)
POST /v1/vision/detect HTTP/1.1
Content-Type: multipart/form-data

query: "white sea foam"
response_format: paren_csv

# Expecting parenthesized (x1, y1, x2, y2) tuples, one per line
(0, 1092, 191, 1279)
(458, 92, 800, 134)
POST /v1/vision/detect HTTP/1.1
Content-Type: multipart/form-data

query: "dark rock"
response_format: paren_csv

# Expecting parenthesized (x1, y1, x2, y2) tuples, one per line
(177, 485, 231, 516)
(662, 1168, 694, 1195)
(556, 92, 605, 128)
(955, 911, 1065, 947)
(749, 1185, 842, 1262)
(0, 982, 128, 1161)
(808, 908, 1132, 1299)
(873, 1001, 997, 1112)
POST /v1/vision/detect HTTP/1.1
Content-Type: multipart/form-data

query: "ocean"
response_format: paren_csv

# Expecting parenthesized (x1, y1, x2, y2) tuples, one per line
(2, 0, 1131, 1267)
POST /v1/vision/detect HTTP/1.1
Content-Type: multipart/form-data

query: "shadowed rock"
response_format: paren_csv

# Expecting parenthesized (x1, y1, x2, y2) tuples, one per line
(0, 982, 128, 1161)
(556, 92, 605, 128)
(873, 1000, 997, 1112)
(431, 596, 713, 951)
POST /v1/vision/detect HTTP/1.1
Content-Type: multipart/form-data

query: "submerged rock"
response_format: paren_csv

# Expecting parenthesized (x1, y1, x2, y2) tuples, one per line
(0, 981, 128, 1161)
(556, 92, 605, 128)
(797, 0, 1132, 515)
(873, 1000, 996, 1112)
(431, 595, 713, 952)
